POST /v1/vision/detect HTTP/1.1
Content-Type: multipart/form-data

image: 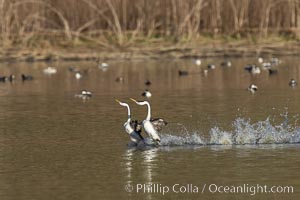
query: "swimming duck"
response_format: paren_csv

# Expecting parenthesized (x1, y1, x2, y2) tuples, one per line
(194, 59, 201, 66)
(99, 62, 109, 68)
(0, 76, 7, 82)
(0, 75, 16, 82)
(115, 76, 124, 82)
(207, 64, 216, 69)
(21, 74, 34, 81)
(142, 89, 152, 98)
(289, 79, 297, 87)
(268, 69, 278, 76)
(271, 57, 281, 65)
(248, 84, 258, 93)
(43, 67, 57, 75)
(145, 80, 151, 86)
(261, 62, 272, 70)
(8, 75, 15, 82)
(75, 90, 92, 100)
(75, 72, 82, 79)
(220, 61, 232, 67)
(178, 70, 188, 76)
(244, 64, 261, 74)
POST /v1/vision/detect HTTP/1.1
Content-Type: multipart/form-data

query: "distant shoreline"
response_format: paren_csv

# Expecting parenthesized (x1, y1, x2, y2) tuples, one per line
(0, 41, 299, 63)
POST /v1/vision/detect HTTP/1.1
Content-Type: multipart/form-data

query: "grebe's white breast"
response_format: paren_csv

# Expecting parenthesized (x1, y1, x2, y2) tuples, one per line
(124, 122, 143, 143)
(143, 120, 161, 142)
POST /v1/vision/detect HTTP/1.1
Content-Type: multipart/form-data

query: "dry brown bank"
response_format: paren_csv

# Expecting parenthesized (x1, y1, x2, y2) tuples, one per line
(0, 37, 299, 62)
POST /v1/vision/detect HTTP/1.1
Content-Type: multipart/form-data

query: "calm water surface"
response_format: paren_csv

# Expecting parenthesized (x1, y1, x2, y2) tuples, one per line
(0, 57, 299, 199)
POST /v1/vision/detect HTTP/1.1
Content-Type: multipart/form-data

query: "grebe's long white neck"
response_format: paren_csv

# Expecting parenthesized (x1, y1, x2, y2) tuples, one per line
(130, 98, 161, 144)
(116, 100, 131, 122)
(145, 101, 151, 121)
(124, 104, 131, 122)
(130, 98, 151, 121)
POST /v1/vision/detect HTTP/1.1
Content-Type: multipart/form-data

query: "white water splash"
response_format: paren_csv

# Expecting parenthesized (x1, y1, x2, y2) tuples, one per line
(160, 133, 204, 146)
(209, 127, 232, 145)
(158, 116, 300, 146)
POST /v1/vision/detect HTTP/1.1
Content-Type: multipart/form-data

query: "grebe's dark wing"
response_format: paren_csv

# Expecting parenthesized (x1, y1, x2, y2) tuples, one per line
(130, 120, 143, 135)
(133, 121, 144, 140)
(150, 118, 168, 131)
(129, 120, 144, 141)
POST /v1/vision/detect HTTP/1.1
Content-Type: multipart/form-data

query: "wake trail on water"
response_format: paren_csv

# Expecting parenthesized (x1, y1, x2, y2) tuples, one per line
(159, 114, 300, 146)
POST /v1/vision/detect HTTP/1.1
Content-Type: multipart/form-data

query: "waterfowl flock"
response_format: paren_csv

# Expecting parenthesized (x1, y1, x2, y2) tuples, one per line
(112, 56, 298, 146)
(177, 56, 297, 94)
(0, 56, 298, 147)
(0, 60, 156, 102)
(0, 57, 296, 97)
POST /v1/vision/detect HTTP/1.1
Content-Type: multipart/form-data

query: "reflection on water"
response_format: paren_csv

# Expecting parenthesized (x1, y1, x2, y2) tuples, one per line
(121, 144, 300, 200)
(141, 149, 157, 185)
(0, 57, 300, 199)
(123, 148, 159, 200)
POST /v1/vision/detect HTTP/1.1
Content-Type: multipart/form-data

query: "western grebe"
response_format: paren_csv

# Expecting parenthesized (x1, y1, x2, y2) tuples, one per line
(130, 98, 162, 144)
(116, 99, 144, 145)
(248, 84, 258, 93)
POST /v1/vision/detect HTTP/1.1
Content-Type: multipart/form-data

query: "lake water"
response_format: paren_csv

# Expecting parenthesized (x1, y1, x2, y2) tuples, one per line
(0, 57, 299, 199)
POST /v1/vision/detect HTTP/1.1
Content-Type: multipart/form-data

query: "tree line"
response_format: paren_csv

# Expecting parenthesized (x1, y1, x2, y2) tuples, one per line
(0, 0, 299, 47)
